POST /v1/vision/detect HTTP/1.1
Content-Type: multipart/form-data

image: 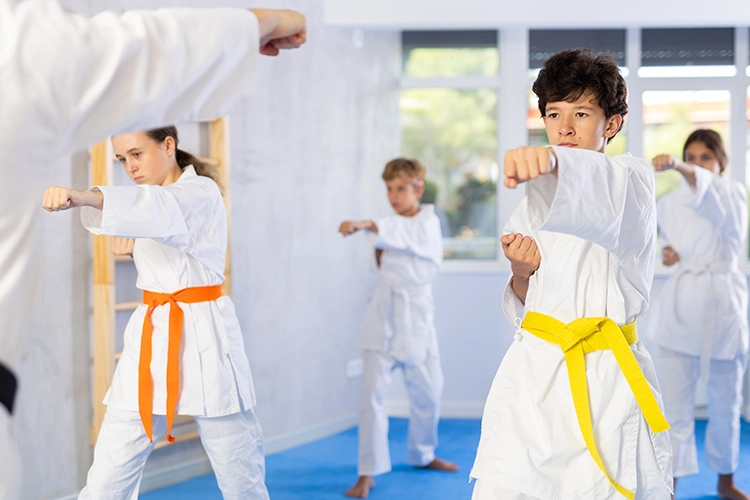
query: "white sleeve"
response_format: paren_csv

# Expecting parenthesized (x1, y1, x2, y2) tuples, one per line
(656, 197, 671, 250)
(4, 0, 259, 156)
(686, 168, 748, 254)
(526, 147, 657, 261)
(371, 215, 443, 265)
(80, 181, 213, 250)
(501, 199, 529, 324)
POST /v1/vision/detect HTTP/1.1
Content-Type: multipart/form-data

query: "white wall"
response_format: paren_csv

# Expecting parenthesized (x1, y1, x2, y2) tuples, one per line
(14, 1, 401, 498)
(324, 0, 750, 28)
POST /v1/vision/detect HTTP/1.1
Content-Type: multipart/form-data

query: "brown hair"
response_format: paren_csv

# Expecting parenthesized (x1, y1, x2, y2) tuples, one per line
(532, 48, 628, 143)
(683, 129, 728, 174)
(382, 158, 427, 185)
(145, 126, 221, 188)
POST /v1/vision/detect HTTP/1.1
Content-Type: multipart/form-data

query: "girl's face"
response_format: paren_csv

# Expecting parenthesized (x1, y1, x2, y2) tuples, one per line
(386, 173, 424, 216)
(112, 132, 179, 186)
(684, 140, 722, 175)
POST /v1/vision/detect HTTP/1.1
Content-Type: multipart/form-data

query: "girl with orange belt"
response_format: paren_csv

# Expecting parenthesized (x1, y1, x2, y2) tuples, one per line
(43, 126, 267, 500)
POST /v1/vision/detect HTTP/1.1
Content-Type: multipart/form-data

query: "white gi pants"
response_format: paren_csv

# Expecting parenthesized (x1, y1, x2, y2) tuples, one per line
(471, 468, 671, 500)
(0, 406, 20, 500)
(661, 348, 747, 477)
(471, 479, 537, 500)
(78, 407, 269, 500)
(358, 350, 444, 476)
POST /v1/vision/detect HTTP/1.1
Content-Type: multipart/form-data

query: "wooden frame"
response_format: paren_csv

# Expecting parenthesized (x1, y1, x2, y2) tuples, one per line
(90, 117, 232, 445)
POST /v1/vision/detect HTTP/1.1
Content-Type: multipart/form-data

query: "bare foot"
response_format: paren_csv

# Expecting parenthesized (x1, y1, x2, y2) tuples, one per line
(718, 474, 750, 500)
(421, 457, 459, 472)
(346, 476, 375, 498)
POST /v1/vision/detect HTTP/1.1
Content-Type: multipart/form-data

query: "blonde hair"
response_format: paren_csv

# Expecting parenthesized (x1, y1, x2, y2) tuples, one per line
(382, 158, 427, 186)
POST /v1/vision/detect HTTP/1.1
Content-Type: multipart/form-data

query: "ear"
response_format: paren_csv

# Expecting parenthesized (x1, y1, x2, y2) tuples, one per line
(604, 114, 623, 139)
(414, 182, 425, 199)
(163, 136, 176, 156)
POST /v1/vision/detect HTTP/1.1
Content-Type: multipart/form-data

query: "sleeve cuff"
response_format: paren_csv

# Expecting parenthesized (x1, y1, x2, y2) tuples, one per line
(502, 275, 527, 325)
(80, 186, 115, 235)
(685, 167, 713, 210)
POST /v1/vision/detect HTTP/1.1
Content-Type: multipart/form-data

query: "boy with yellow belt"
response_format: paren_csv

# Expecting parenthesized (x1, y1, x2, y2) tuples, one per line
(469, 49, 674, 500)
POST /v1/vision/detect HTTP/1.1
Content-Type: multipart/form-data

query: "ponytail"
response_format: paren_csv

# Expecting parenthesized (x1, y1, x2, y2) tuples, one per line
(145, 126, 222, 189)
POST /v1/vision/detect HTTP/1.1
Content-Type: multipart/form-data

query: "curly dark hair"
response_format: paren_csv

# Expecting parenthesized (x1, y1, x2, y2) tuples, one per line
(532, 48, 628, 143)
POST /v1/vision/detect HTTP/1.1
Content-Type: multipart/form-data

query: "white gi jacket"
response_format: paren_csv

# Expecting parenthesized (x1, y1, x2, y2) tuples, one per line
(655, 168, 749, 371)
(0, 0, 260, 372)
(358, 205, 443, 365)
(80, 166, 256, 416)
(471, 148, 673, 499)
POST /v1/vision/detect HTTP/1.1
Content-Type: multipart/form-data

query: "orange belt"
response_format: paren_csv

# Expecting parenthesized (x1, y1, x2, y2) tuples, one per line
(140, 285, 222, 442)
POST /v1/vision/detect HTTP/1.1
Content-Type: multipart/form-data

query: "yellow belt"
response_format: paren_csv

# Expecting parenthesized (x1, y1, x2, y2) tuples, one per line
(522, 312, 670, 500)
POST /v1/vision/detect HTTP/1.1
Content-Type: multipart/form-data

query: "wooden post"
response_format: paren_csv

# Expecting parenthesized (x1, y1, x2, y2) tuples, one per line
(90, 140, 115, 444)
(209, 117, 232, 297)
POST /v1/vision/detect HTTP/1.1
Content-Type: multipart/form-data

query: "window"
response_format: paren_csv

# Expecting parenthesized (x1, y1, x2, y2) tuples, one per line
(529, 29, 626, 75)
(401, 31, 499, 260)
(640, 28, 735, 78)
(403, 30, 498, 77)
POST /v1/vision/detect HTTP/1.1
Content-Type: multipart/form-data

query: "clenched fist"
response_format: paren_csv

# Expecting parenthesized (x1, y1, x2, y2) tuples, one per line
(339, 220, 376, 236)
(110, 237, 135, 256)
(652, 154, 677, 172)
(502, 233, 540, 279)
(662, 246, 680, 267)
(504, 146, 557, 189)
(42, 186, 103, 212)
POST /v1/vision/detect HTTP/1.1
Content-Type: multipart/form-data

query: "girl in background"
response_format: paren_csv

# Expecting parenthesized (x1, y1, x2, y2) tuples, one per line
(653, 129, 749, 500)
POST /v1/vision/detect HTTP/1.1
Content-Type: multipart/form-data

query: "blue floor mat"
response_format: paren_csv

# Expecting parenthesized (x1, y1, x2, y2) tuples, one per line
(141, 418, 750, 499)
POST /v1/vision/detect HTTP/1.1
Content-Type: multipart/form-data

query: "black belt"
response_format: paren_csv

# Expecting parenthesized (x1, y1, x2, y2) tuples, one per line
(0, 361, 17, 414)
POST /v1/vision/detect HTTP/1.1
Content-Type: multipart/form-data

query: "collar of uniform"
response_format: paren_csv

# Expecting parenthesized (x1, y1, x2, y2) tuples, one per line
(401, 203, 434, 221)
(178, 165, 198, 181)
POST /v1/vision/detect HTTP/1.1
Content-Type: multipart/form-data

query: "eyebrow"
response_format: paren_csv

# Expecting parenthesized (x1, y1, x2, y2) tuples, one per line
(547, 105, 597, 111)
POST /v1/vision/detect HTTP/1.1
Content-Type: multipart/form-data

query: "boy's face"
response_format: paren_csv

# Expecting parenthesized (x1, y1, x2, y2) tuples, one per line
(386, 173, 424, 216)
(543, 90, 623, 153)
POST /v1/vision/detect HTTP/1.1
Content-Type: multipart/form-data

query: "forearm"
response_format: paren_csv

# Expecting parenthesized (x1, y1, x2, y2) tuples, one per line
(674, 162, 697, 187)
(250, 9, 301, 47)
(362, 220, 378, 233)
(82, 189, 104, 210)
(249, 9, 277, 44)
(510, 275, 530, 304)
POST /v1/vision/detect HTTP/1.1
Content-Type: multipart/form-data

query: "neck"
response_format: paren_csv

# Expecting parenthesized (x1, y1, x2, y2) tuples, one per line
(160, 163, 184, 186)
(399, 204, 420, 217)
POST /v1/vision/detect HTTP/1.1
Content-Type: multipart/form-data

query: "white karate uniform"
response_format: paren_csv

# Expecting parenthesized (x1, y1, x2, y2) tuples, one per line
(357, 204, 444, 476)
(655, 167, 749, 477)
(0, 2, 261, 498)
(470, 148, 673, 500)
(78, 166, 268, 499)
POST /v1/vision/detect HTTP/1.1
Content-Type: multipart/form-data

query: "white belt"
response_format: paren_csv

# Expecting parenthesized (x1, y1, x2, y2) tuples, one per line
(674, 259, 736, 380)
(678, 259, 737, 274)
(374, 280, 431, 364)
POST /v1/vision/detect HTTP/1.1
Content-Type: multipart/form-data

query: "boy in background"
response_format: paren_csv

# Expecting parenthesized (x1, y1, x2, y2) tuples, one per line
(339, 158, 458, 498)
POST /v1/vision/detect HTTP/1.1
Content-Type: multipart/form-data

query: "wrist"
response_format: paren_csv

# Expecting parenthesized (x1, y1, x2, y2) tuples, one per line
(86, 189, 104, 210)
(512, 272, 531, 282)
(545, 146, 558, 172)
(250, 9, 277, 43)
